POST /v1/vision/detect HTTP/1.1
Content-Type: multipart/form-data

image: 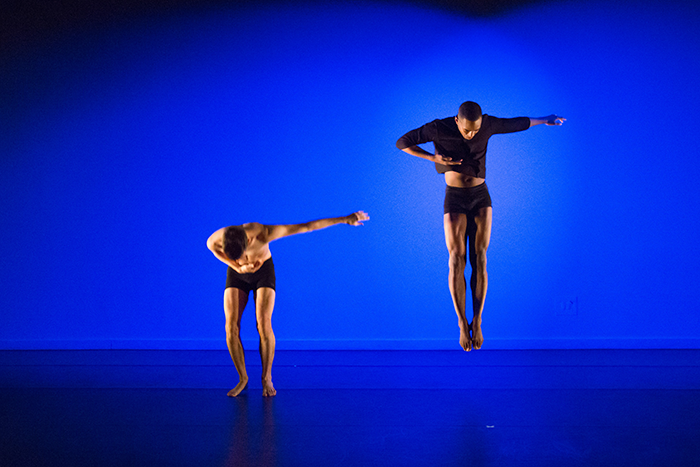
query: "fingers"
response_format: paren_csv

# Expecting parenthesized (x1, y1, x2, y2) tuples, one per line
(350, 211, 370, 226)
(355, 210, 369, 221)
(437, 156, 462, 165)
(548, 115, 566, 125)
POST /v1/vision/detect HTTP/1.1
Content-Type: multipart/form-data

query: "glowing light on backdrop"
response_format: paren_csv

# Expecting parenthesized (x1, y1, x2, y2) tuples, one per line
(1, 0, 699, 349)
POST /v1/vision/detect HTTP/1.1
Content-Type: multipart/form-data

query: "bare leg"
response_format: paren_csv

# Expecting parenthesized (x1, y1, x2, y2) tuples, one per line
(224, 287, 250, 396)
(468, 207, 492, 350)
(255, 287, 277, 397)
(444, 212, 472, 351)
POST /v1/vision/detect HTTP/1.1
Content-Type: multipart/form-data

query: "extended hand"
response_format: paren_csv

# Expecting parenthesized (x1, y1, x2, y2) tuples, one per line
(545, 115, 566, 125)
(346, 211, 370, 226)
(434, 153, 462, 165)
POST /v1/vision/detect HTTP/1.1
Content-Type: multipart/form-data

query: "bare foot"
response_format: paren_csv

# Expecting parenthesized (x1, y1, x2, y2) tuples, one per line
(262, 379, 277, 397)
(227, 377, 249, 397)
(471, 317, 483, 350)
(459, 323, 472, 352)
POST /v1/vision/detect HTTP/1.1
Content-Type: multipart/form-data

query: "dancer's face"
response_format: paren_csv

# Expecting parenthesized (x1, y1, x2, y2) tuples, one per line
(455, 116, 482, 140)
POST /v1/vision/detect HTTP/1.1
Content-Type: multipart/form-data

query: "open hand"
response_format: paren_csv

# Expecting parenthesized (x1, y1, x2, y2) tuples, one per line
(347, 211, 369, 226)
(545, 115, 566, 125)
(434, 153, 462, 165)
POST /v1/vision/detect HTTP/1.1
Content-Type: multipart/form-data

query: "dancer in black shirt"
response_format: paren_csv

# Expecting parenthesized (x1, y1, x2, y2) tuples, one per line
(397, 101, 564, 351)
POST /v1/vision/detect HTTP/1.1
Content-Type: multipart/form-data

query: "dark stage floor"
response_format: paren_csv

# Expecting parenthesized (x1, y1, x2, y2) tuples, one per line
(2, 349, 699, 466)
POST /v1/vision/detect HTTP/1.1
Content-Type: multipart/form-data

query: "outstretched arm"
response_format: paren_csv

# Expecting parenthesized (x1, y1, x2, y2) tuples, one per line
(529, 115, 566, 127)
(264, 211, 369, 243)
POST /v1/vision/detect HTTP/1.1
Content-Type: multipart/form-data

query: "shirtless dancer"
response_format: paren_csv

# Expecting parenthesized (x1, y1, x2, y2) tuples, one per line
(397, 101, 564, 351)
(207, 211, 369, 396)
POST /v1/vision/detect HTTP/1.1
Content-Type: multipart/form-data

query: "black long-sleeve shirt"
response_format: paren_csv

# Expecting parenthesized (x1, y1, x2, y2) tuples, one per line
(396, 115, 531, 178)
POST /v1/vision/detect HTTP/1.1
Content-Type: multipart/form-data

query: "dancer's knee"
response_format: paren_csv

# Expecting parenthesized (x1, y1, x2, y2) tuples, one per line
(225, 319, 240, 338)
(448, 248, 466, 271)
(256, 319, 274, 339)
(474, 248, 487, 270)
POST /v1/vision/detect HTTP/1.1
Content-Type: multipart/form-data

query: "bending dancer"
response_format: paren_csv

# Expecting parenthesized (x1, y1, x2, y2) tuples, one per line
(206, 211, 369, 397)
(397, 101, 564, 351)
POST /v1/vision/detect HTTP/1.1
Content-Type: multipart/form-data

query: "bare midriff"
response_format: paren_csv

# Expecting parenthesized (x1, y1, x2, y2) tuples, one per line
(445, 171, 485, 188)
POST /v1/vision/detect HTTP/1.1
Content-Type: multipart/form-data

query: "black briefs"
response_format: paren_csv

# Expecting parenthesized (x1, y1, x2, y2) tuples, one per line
(443, 183, 492, 215)
(225, 257, 276, 293)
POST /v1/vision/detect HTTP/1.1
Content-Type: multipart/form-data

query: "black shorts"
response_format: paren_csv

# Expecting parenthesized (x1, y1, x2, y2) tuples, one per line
(443, 183, 492, 215)
(225, 257, 276, 293)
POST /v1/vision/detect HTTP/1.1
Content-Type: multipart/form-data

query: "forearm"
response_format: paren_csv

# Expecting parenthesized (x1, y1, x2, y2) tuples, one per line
(528, 117, 548, 127)
(529, 115, 565, 127)
(211, 247, 235, 268)
(400, 145, 436, 162)
(301, 216, 351, 233)
(207, 237, 236, 268)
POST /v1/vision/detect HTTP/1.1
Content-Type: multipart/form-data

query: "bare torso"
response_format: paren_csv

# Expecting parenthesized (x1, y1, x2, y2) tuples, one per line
(445, 172, 485, 188)
(228, 223, 272, 274)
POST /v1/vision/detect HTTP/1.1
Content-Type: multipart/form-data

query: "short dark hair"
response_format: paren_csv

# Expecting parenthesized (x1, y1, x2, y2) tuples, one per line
(222, 226, 247, 260)
(458, 101, 482, 122)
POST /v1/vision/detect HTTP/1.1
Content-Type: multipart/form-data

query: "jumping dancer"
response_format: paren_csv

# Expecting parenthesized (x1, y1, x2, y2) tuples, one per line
(397, 101, 564, 351)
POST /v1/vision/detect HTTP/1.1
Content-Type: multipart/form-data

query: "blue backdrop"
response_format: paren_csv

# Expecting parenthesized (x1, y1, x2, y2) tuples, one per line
(2, 0, 699, 349)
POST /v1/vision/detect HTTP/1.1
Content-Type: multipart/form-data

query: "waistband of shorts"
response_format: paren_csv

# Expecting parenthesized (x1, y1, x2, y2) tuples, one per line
(255, 257, 274, 271)
(445, 182, 488, 192)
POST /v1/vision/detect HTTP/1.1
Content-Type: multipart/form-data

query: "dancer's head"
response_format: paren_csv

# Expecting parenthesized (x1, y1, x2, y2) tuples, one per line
(222, 226, 248, 260)
(456, 101, 482, 140)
